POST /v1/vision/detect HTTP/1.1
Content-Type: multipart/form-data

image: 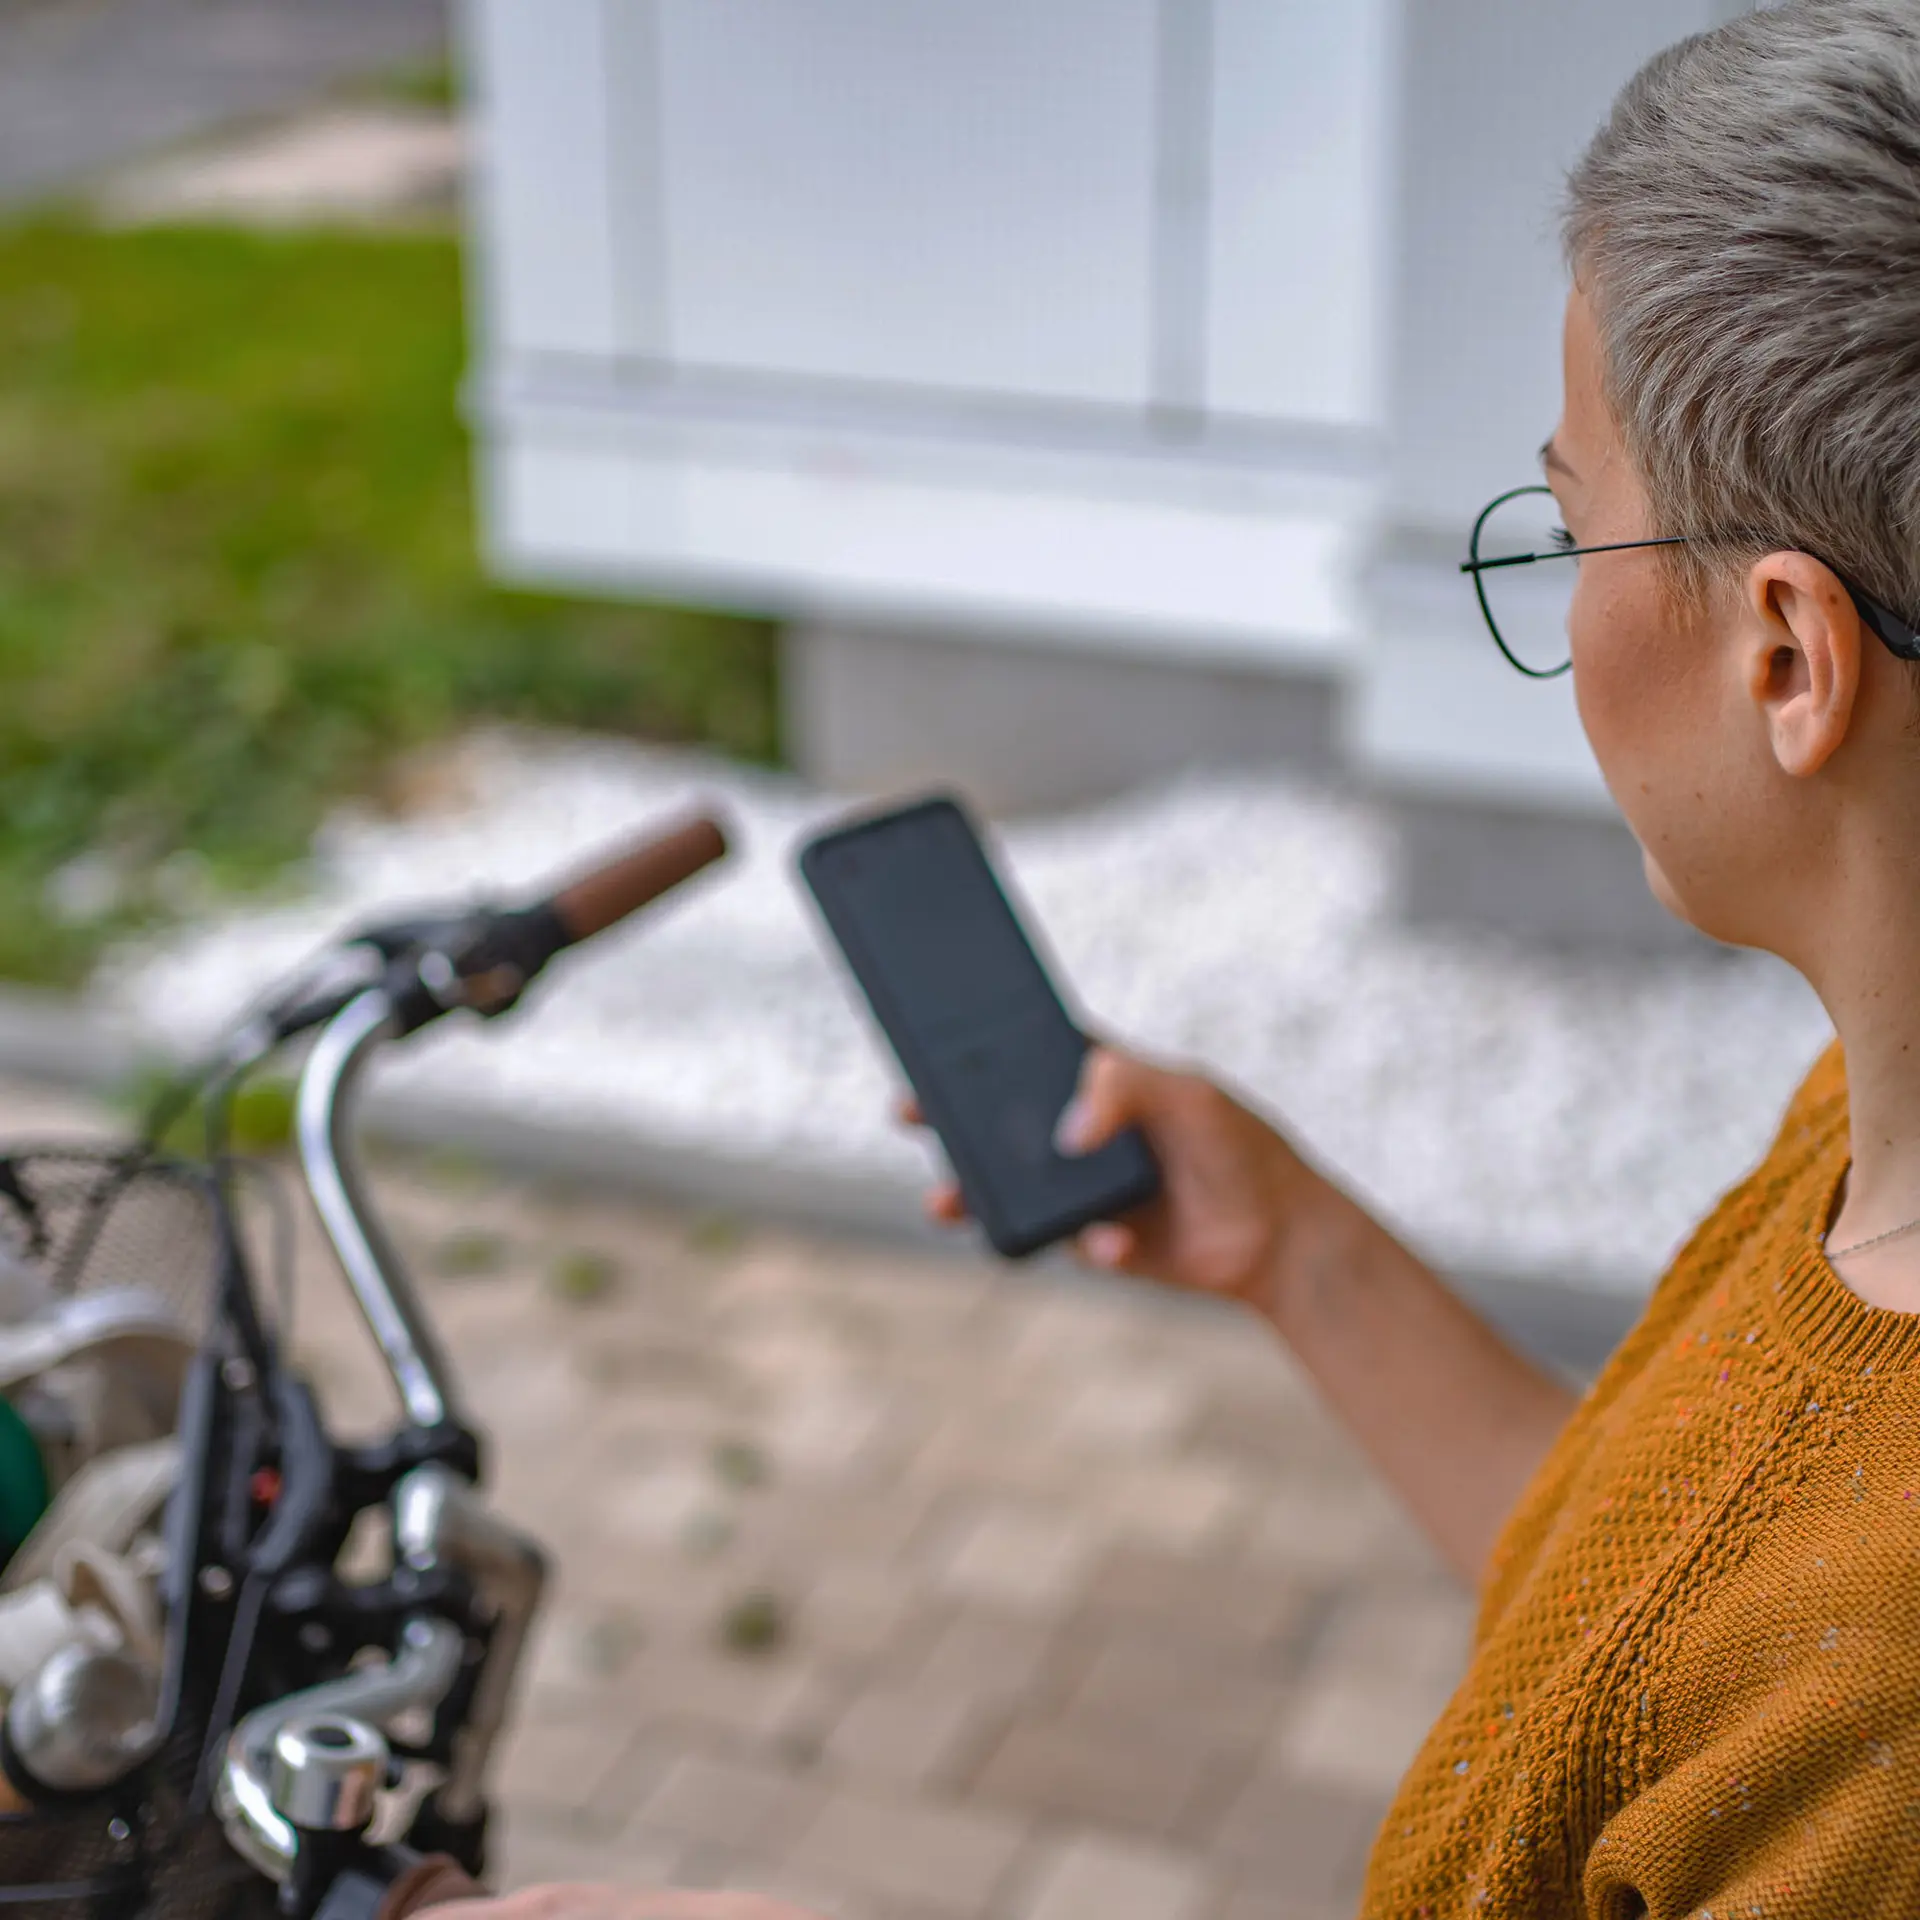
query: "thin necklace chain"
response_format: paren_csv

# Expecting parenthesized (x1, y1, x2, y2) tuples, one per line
(1825, 1211, 1920, 1261)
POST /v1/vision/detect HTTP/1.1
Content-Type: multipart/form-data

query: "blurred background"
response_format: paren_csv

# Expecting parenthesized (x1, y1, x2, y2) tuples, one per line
(0, 1, 1831, 1914)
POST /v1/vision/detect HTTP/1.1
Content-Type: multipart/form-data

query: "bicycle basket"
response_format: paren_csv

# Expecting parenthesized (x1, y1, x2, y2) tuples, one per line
(0, 1145, 274, 1920)
(0, 1145, 238, 1334)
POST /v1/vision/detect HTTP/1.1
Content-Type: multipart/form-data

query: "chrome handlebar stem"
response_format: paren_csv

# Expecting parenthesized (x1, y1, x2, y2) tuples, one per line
(393, 1466, 547, 1824)
(216, 992, 549, 1889)
(295, 988, 461, 1432)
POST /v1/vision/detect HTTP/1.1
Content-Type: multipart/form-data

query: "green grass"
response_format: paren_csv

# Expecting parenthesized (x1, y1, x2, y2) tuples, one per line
(0, 219, 777, 983)
(119, 1063, 299, 1156)
(360, 60, 460, 112)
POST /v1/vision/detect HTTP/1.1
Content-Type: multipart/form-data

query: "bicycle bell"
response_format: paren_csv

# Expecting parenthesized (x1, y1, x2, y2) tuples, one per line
(269, 1713, 389, 1836)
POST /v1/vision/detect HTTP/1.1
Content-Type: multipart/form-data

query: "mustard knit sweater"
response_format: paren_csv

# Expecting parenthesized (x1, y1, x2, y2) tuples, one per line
(1359, 1039, 1920, 1919)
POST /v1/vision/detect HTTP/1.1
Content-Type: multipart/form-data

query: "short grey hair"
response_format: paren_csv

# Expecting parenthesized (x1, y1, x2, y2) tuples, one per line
(1565, 0, 1920, 631)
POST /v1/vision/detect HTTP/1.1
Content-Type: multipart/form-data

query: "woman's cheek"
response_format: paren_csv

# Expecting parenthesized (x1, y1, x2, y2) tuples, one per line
(1569, 578, 1633, 787)
(1566, 569, 1734, 932)
(1570, 574, 1671, 831)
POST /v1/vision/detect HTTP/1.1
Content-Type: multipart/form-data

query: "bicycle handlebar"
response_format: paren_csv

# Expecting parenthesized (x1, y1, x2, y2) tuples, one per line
(288, 805, 734, 1425)
(246, 807, 733, 1051)
(206, 808, 731, 1906)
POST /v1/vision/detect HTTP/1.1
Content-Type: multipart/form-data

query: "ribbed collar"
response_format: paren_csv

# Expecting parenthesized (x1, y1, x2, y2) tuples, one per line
(1767, 1126, 1920, 1375)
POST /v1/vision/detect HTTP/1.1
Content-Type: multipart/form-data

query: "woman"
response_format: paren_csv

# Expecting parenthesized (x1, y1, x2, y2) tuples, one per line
(453, 3, 1920, 1914)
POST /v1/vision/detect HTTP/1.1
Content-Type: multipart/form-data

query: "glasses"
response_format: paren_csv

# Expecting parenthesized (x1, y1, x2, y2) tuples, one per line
(1460, 482, 1920, 679)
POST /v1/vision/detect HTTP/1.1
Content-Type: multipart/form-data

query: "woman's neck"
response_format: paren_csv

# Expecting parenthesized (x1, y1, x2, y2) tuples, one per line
(1803, 890, 1920, 1309)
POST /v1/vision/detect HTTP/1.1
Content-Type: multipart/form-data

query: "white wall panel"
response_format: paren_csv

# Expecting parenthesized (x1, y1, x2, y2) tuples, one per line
(653, 0, 1160, 409)
(463, 0, 621, 362)
(1205, 0, 1390, 426)
(486, 429, 1356, 662)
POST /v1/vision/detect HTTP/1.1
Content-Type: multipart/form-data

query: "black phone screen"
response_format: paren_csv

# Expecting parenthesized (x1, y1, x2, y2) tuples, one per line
(800, 796, 1159, 1259)
(814, 800, 1059, 1053)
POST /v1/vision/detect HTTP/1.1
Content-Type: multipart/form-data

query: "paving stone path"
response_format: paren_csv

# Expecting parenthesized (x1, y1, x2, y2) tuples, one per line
(354, 1179, 1474, 1920)
(3, 1073, 1475, 1920)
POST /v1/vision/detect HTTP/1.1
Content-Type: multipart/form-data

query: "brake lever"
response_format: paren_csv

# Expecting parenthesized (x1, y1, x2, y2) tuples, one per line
(262, 909, 509, 1048)
(344, 912, 491, 966)
(379, 902, 569, 1038)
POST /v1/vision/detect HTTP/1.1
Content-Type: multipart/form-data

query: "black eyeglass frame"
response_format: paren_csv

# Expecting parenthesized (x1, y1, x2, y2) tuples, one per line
(1459, 482, 1920, 680)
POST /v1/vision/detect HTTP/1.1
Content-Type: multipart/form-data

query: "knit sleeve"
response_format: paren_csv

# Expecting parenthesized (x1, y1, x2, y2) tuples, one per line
(1582, 1686, 1920, 1920)
(1580, 1345, 1920, 1920)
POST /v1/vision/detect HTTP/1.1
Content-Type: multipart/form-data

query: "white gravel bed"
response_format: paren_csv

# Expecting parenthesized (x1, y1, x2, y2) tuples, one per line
(94, 730, 1832, 1294)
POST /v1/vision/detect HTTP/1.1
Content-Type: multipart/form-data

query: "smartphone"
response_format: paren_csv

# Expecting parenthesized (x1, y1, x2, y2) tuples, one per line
(799, 794, 1160, 1259)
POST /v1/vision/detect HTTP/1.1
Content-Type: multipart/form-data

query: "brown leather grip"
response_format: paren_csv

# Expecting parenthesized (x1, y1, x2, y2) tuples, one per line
(545, 812, 729, 946)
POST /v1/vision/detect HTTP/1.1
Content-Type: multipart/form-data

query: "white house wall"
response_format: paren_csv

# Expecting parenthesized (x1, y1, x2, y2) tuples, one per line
(654, 0, 1162, 410)
(462, 0, 622, 362)
(463, 0, 1761, 816)
(482, 397, 1362, 661)
(462, 0, 1389, 674)
(1205, 0, 1390, 427)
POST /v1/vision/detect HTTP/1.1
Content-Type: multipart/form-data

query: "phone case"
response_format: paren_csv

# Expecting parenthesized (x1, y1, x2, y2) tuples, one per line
(799, 795, 1160, 1259)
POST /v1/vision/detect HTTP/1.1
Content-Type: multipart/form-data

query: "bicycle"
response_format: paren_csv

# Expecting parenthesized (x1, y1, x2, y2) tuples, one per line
(0, 810, 730, 1920)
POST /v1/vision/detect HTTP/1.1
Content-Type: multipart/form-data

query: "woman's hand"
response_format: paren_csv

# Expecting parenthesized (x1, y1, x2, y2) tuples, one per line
(904, 1038, 1579, 1581)
(431, 1887, 826, 1920)
(911, 1045, 1329, 1315)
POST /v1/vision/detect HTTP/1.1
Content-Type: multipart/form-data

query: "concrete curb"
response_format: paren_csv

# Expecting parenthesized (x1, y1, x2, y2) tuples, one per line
(0, 987, 1642, 1375)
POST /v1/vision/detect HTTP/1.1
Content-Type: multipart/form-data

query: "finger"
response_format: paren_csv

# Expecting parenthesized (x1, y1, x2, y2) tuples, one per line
(1075, 1220, 1137, 1271)
(924, 1182, 968, 1225)
(1054, 1047, 1137, 1157)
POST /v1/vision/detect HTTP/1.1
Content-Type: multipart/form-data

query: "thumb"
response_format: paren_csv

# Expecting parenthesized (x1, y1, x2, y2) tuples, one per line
(1054, 1046, 1140, 1156)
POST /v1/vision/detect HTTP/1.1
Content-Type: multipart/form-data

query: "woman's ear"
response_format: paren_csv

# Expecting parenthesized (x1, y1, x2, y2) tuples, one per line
(1743, 551, 1863, 778)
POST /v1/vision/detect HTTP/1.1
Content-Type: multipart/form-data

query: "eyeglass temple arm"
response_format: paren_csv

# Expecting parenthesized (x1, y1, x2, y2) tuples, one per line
(1853, 589, 1920, 660)
(1460, 544, 1920, 657)
(1460, 534, 1691, 579)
